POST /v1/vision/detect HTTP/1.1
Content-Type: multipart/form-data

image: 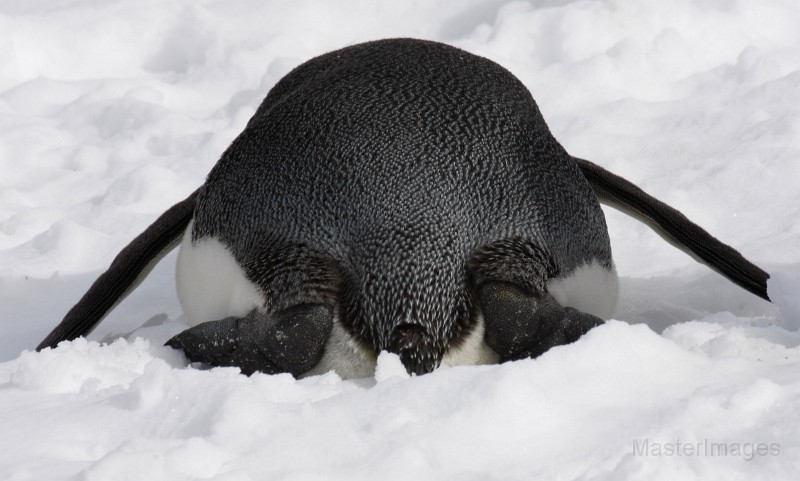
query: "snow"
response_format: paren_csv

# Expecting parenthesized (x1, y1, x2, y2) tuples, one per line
(770, 271, 800, 331)
(1, 0, 799, 479)
(374, 351, 411, 383)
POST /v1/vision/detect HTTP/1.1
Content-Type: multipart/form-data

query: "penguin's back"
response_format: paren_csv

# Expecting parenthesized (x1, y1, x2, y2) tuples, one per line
(194, 38, 610, 273)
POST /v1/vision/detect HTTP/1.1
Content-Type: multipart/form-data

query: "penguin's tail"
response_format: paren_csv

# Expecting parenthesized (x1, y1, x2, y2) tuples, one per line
(36, 188, 201, 351)
(573, 157, 770, 302)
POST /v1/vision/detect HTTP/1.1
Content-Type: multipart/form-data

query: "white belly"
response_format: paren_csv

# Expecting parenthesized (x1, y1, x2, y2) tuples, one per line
(176, 222, 265, 326)
(547, 260, 619, 320)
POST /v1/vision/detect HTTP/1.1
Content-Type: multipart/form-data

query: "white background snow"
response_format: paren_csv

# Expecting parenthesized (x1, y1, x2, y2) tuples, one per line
(2, 0, 800, 479)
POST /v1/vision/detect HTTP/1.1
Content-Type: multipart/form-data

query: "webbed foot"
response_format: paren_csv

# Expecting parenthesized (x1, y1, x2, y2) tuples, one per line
(166, 304, 333, 376)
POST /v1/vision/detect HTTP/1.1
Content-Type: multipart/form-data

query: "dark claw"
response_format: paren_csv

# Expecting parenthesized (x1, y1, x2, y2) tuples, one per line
(166, 304, 333, 376)
(561, 307, 604, 344)
(479, 281, 603, 362)
(165, 315, 245, 363)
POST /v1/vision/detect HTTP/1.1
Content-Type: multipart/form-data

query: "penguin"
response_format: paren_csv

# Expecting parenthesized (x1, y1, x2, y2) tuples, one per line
(36, 38, 770, 378)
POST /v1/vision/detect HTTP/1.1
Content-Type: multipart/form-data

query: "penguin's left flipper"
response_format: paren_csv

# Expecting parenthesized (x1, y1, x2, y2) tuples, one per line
(165, 304, 333, 377)
(479, 281, 603, 362)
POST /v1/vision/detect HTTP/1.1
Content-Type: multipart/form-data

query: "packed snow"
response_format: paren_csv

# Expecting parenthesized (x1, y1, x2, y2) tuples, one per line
(2, 0, 800, 479)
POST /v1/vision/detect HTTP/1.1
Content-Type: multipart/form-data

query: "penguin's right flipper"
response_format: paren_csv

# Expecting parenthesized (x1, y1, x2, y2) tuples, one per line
(37, 189, 201, 351)
(165, 304, 334, 377)
(574, 157, 770, 302)
(479, 281, 603, 362)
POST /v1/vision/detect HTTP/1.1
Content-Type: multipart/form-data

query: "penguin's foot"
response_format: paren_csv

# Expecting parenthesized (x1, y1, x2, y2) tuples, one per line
(478, 281, 603, 362)
(165, 304, 333, 376)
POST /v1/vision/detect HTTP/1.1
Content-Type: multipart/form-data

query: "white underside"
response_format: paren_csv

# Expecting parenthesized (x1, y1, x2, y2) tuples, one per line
(176, 222, 265, 326)
(175, 223, 617, 378)
(548, 261, 619, 320)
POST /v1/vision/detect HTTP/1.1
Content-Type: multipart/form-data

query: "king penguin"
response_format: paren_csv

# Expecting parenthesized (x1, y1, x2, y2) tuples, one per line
(37, 39, 771, 378)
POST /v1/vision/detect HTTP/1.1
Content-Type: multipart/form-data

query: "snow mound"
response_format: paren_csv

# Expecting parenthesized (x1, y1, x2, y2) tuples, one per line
(2, 322, 799, 479)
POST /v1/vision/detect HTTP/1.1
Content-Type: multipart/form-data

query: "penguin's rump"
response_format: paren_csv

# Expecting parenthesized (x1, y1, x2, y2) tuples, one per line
(37, 39, 769, 378)
(187, 39, 612, 374)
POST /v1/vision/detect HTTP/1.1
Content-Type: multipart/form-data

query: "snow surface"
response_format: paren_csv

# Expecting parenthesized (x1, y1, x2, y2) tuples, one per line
(1, 0, 800, 479)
